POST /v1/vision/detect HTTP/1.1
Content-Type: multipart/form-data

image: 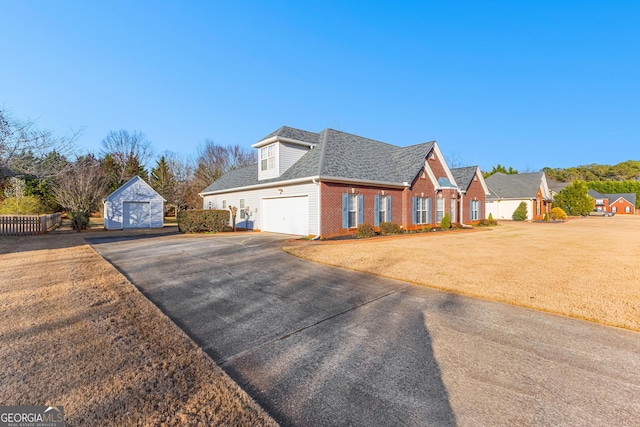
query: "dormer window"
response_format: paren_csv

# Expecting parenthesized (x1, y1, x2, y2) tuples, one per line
(260, 144, 276, 171)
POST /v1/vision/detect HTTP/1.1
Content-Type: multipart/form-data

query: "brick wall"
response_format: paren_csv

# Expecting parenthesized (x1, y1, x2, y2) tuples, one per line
(320, 182, 404, 237)
(610, 198, 635, 214)
(462, 174, 487, 223)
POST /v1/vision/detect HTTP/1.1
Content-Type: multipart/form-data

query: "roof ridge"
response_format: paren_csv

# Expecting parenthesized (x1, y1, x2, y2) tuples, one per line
(316, 129, 330, 176)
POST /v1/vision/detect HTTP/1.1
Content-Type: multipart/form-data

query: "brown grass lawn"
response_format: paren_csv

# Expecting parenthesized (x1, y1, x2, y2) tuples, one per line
(0, 232, 277, 427)
(284, 215, 640, 332)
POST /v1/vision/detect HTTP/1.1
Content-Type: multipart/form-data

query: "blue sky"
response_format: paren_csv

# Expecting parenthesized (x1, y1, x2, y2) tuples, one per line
(1, 1, 638, 172)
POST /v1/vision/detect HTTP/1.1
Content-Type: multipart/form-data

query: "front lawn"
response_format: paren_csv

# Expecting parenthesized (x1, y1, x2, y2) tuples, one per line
(284, 215, 640, 331)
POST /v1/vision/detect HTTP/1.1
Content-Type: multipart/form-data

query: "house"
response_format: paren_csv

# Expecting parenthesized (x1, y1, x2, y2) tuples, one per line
(588, 190, 636, 215)
(485, 172, 553, 220)
(547, 178, 569, 197)
(104, 176, 165, 229)
(451, 166, 491, 222)
(199, 126, 489, 237)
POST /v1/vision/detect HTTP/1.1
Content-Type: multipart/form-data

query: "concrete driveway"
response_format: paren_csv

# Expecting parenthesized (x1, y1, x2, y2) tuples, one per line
(88, 231, 640, 426)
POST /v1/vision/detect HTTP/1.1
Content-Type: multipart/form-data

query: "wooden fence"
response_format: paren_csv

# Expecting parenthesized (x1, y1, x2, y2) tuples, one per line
(0, 213, 62, 236)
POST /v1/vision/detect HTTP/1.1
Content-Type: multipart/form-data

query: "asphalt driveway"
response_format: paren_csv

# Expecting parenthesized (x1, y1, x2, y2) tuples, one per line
(88, 231, 640, 426)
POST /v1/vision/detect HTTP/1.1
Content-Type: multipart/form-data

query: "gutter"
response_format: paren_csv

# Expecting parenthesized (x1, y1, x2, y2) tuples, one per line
(200, 175, 410, 197)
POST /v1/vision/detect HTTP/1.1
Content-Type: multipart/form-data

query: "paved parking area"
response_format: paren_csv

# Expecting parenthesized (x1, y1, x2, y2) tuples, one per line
(88, 231, 640, 426)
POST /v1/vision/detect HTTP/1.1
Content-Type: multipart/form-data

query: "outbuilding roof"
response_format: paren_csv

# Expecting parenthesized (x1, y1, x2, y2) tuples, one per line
(201, 127, 437, 194)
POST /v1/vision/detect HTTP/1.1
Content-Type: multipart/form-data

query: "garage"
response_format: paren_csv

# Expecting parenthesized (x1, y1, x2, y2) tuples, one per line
(123, 202, 150, 228)
(262, 196, 309, 235)
(104, 176, 165, 230)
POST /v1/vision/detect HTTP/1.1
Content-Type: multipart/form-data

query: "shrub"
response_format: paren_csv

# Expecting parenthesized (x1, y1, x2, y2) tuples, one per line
(379, 222, 400, 235)
(0, 196, 46, 214)
(550, 207, 568, 220)
(440, 213, 451, 230)
(177, 210, 230, 233)
(512, 202, 528, 221)
(488, 213, 494, 222)
(543, 213, 549, 221)
(69, 211, 90, 232)
(357, 223, 376, 238)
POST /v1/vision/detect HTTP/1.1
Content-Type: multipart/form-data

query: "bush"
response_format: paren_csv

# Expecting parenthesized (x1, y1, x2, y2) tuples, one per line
(177, 210, 230, 233)
(357, 223, 376, 238)
(488, 213, 494, 222)
(379, 222, 400, 235)
(440, 213, 451, 230)
(550, 207, 568, 220)
(0, 196, 46, 214)
(512, 202, 528, 221)
(543, 213, 549, 221)
(69, 211, 90, 232)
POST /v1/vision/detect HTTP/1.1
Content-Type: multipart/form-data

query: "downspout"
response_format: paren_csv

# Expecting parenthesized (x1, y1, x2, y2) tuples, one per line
(311, 178, 321, 240)
(458, 192, 473, 229)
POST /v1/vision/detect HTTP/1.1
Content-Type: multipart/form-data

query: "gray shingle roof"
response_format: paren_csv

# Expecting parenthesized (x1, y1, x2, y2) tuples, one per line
(485, 172, 545, 200)
(451, 166, 478, 192)
(606, 193, 637, 206)
(201, 127, 436, 194)
(257, 126, 320, 145)
(547, 178, 569, 194)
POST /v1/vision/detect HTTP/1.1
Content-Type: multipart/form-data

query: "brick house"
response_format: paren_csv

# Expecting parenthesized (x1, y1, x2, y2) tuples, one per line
(588, 190, 636, 215)
(199, 126, 489, 237)
(485, 172, 553, 221)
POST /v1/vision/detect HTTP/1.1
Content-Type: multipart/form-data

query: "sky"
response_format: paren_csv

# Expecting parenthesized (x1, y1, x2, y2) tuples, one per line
(1, 1, 639, 172)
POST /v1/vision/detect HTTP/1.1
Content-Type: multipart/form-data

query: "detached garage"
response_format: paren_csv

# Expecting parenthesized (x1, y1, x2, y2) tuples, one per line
(104, 176, 165, 230)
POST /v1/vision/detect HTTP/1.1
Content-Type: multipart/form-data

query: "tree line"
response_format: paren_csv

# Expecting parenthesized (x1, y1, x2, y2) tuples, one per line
(0, 108, 256, 229)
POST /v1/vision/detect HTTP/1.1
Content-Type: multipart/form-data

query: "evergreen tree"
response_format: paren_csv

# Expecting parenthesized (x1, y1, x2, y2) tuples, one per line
(553, 180, 592, 216)
(512, 202, 528, 221)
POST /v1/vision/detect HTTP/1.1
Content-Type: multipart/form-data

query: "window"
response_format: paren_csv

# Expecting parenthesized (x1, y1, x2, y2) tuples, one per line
(626, 206, 631, 213)
(470, 200, 480, 221)
(374, 195, 392, 225)
(378, 196, 387, 224)
(240, 199, 245, 219)
(414, 197, 430, 224)
(450, 199, 456, 223)
(342, 193, 364, 228)
(612, 206, 617, 213)
(260, 144, 276, 171)
(348, 194, 357, 228)
(436, 197, 444, 223)
(536, 196, 541, 216)
(207, 201, 212, 209)
(222, 200, 227, 209)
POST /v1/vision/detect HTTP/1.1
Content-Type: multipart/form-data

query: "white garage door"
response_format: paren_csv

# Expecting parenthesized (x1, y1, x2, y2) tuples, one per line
(123, 202, 150, 228)
(262, 196, 309, 236)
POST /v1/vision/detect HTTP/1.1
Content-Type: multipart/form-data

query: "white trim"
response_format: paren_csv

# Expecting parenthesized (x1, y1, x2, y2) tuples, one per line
(432, 143, 457, 186)
(252, 135, 317, 149)
(200, 175, 409, 197)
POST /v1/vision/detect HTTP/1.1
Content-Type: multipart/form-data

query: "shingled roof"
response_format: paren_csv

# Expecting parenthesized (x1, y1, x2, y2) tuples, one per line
(485, 172, 547, 200)
(201, 127, 436, 194)
(451, 166, 478, 192)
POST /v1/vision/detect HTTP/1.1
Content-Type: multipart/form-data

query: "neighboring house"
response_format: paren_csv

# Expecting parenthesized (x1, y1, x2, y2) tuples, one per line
(199, 126, 488, 237)
(547, 178, 569, 198)
(104, 176, 165, 229)
(588, 190, 636, 215)
(485, 172, 553, 220)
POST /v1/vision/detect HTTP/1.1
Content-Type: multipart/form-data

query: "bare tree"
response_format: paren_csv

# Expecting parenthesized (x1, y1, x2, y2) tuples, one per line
(52, 156, 109, 231)
(0, 108, 78, 179)
(101, 130, 154, 189)
(193, 140, 256, 192)
(164, 152, 199, 213)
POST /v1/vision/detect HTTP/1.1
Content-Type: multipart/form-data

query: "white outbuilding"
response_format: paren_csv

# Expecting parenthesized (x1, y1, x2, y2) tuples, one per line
(103, 176, 165, 230)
